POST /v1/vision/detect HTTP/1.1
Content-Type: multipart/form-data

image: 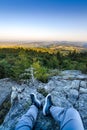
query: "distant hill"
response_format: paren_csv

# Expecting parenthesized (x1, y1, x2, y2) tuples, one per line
(0, 41, 87, 52)
(83, 43, 87, 48)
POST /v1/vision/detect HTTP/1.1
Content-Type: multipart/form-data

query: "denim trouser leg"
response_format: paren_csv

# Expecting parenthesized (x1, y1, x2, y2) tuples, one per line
(15, 105, 38, 130)
(50, 106, 84, 130)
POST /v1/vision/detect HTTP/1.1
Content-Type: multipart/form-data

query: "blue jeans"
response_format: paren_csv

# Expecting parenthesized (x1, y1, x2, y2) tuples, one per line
(15, 105, 38, 130)
(15, 105, 84, 130)
(50, 106, 84, 130)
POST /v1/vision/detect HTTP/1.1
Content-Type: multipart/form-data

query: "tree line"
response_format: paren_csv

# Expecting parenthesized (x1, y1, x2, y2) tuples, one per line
(0, 48, 87, 82)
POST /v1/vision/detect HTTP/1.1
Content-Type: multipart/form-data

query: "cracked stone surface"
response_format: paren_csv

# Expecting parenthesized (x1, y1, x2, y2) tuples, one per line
(0, 70, 87, 130)
(0, 78, 12, 106)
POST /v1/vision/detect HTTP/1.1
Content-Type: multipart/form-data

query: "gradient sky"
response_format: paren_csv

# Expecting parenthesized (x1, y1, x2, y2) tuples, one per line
(0, 0, 87, 41)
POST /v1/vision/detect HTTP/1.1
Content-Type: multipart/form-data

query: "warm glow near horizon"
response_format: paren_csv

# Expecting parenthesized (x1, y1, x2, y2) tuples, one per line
(0, 0, 87, 42)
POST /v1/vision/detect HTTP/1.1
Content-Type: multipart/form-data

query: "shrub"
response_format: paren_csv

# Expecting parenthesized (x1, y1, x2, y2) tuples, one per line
(32, 61, 49, 83)
(37, 88, 48, 96)
(0, 59, 12, 78)
(12, 51, 30, 80)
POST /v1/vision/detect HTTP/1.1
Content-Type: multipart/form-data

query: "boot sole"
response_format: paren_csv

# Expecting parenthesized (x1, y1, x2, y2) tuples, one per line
(43, 94, 51, 116)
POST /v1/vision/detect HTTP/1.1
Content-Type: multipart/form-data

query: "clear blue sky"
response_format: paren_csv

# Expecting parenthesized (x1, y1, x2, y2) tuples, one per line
(0, 0, 87, 41)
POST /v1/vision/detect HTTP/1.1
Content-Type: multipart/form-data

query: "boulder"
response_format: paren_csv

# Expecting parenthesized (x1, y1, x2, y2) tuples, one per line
(0, 70, 87, 130)
(0, 78, 12, 106)
(80, 81, 87, 88)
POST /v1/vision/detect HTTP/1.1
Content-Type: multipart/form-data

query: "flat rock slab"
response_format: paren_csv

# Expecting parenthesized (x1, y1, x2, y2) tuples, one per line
(0, 70, 87, 130)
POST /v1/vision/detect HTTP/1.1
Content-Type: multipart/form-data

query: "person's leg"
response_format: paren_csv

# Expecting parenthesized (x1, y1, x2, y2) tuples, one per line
(15, 105, 38, 130)
(50, 106, 84, 130)
(15, 93, 41, 130)
(43, 94, 84, 130)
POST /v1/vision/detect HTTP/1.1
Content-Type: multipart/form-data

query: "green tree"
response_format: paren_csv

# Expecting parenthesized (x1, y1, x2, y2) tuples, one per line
(12, 51, 30, 80)
(0, 59, 12, 78)
(32, 61, 49, 83)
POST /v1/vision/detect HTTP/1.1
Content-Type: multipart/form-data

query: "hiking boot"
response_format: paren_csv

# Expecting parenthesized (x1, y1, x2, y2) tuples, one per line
(30, 93, 41, 109)
(43, 94, 53, 116)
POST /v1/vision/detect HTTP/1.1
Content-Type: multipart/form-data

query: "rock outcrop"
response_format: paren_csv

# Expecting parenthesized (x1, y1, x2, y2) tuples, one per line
(0, 70, 87, 130)
(0, 78, 12, 107)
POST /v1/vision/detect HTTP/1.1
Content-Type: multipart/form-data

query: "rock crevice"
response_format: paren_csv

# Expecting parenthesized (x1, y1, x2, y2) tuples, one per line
(0, 70, 87, 130)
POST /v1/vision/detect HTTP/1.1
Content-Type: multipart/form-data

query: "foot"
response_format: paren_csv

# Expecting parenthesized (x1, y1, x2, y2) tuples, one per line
(43, 94, 53, 116)
(30, 93, 41, 109)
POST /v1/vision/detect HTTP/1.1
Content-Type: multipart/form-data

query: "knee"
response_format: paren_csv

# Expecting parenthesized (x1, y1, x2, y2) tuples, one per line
(67, 108, 80, 119)
(69, 107, 78, 113)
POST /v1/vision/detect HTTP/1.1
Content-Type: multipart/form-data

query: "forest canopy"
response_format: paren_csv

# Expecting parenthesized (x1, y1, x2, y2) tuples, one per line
(0, 47, 87, 82)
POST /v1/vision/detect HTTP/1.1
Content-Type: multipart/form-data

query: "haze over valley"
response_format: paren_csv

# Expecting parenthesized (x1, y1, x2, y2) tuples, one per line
(0, 41, 87, 52)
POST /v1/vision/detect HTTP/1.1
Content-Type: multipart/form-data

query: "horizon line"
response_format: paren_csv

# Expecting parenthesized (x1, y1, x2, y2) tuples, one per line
(0, 40, 87, 43)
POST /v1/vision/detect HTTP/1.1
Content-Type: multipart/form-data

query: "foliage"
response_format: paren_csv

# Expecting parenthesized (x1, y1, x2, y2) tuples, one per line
(37, 88, 48, 96)
(32, 61, 49, 83)
(0, 48, 87, 82)
(12, 50, 30, 80)
(0, 99, 11, 124)
(0, 59, 12, 78)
